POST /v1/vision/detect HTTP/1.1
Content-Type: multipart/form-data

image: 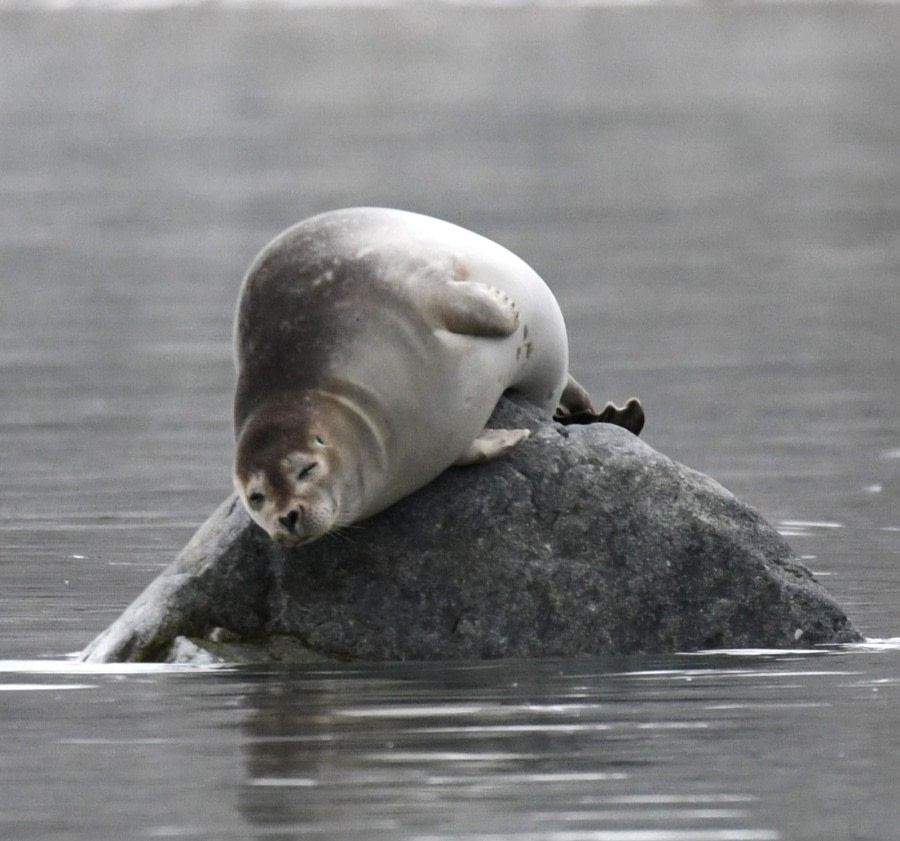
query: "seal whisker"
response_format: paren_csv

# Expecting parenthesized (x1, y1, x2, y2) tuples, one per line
(326, 525, 357, 545)
(330, 516, 364, 533)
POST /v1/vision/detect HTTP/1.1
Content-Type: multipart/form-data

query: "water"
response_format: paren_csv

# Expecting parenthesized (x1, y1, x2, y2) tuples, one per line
(1, 2, 899, 839)
(2, 651, 899, 840)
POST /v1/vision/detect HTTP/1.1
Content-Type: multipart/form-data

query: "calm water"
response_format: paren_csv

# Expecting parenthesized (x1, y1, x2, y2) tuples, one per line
(1, 649, 899, 841)
(1, 3, 899, 839)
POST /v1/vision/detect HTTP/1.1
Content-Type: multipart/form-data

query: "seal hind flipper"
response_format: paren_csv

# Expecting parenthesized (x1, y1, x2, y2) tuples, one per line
(556, 396, 645, 436)
(557, 374, 595, 416)
(593, 397, 645, 435)
(454, 428, 530, 465)
(431, 280, 520, 337)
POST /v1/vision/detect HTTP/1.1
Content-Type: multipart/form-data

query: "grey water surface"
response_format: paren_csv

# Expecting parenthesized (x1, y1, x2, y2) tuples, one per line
(1, 3, 899, 840)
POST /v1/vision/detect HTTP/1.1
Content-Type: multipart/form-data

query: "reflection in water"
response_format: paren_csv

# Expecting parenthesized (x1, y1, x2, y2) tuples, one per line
(239, 669, 753, 839)
(230, 652, 898, 841)
(0, 649, 899, 839)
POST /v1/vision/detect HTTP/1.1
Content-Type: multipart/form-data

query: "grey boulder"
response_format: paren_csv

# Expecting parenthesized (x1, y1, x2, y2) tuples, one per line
(80, 396, 861, 664)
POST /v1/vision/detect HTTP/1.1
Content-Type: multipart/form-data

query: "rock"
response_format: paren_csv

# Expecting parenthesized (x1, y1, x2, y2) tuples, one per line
(80, 396, 862, 664)
(80, 495, 272, 664)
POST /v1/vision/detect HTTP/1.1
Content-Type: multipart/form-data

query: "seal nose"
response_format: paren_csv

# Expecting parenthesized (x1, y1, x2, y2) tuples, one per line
(279, 510, 300, 533)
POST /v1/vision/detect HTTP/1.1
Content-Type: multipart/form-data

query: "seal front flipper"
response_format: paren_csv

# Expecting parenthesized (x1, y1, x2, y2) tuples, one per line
(429, 280, 520, 337)
(454, 428, 530, 465)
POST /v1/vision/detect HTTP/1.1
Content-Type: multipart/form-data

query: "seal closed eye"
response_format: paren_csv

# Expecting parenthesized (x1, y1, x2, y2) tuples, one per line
(232, 207, 643, 546)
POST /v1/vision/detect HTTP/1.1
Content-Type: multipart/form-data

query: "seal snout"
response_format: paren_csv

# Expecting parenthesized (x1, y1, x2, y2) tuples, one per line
(273, 502, 332, 547)
(279, 509, 301, 533)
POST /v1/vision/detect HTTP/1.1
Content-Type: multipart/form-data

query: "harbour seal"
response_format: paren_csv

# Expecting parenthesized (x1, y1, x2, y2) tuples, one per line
(233, 207, 643, 546)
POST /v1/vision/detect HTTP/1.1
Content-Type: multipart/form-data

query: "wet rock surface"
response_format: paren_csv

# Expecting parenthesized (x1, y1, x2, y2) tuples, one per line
(80, 396, 862, 664)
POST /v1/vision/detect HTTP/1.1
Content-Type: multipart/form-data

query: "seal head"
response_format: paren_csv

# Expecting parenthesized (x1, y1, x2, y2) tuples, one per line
(234, 392, 381, 546)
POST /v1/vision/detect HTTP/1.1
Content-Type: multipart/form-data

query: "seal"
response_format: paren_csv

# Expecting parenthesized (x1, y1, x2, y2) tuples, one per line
(233, 207, 643, 546)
